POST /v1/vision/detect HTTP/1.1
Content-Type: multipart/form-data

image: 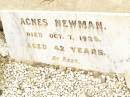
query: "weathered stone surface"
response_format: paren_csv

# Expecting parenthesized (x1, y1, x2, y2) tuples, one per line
(0, 0, 130, 12)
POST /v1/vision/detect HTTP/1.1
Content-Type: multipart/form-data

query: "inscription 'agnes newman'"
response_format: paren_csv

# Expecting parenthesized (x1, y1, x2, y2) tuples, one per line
(20, 18, 105, 31)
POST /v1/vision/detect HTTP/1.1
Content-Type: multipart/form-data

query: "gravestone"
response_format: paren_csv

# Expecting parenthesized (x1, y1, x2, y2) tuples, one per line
(1, 11, 130, 73)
